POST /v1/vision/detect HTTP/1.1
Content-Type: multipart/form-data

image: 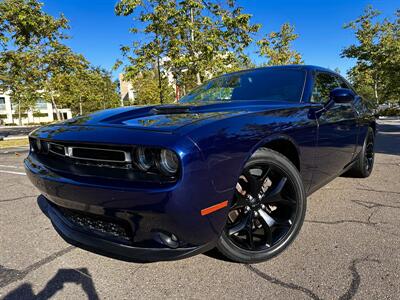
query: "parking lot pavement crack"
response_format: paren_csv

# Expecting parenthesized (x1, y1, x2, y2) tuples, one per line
(0, 266, 23, 290)
(367, 212, 374, 224)
(71, 268, 94, 280)
(305, 219, 375, 226)
(338, 257, 380, 300)
(0, 246, 74, 289)
(375, 162, 400, 166)
(244, 264, 322, 300)
(322, 187, 400, 196)
(352, 187, 400, 195)
(306, 210, 400, 239)
(0, 195, 37, 203)
(351, 199, 400, 210)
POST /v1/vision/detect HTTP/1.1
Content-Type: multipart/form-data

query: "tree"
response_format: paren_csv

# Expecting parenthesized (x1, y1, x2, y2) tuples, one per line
(115, 0, 260, 102)
(39, 42, 90, 119)
(0, 0, 68, 50)
(130, 68, 175, 105)
(78, 67, 120, 113)
(0, 0, 121, 123)
(0, 0, 68, 124)
(53, 67, 120, 115)
(257, 23, 303, 66)
(0, 49, 42, 123)
(342, 6, 400, 104)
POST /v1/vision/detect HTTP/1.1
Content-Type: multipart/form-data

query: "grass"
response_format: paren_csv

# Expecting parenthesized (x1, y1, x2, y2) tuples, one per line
(0, 138, 29, 149)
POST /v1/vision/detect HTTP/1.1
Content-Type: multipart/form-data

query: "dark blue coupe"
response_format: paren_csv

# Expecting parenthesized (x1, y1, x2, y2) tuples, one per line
(25, 65, 376, 263)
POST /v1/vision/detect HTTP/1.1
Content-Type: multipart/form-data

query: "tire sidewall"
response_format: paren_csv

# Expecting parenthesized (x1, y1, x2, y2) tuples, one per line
(217, 148, 306, 263)
(360, 127, 375, 177)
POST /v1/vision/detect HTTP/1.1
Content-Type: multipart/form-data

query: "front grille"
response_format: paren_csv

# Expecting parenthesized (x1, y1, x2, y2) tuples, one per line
(48, 142, 131, 163)
(72, 147, 128, 162)
(58, 206, 132, 243)
(49, 143, 65, 156)
(29, 139, 178, 185)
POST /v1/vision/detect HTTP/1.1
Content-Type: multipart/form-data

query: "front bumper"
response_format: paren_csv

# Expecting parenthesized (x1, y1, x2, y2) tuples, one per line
(37, 195, 214, 262)
(25, 153, 231, 262)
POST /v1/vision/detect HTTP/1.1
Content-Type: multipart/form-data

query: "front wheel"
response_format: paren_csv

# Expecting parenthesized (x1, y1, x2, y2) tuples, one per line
(217, 148, 306, 263)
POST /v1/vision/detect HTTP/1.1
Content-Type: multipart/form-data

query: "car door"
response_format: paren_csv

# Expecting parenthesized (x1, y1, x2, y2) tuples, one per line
(310, 72, 358, 189)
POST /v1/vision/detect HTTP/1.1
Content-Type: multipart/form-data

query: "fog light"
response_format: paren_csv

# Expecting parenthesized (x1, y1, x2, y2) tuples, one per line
(157, 232, 179, 249)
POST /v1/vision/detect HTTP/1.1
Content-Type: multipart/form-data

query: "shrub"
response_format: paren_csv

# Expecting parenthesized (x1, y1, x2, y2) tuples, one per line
(379, 107, 400, 117)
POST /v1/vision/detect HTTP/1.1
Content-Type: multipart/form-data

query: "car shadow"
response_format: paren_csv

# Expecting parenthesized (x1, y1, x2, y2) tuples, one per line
(375, 122, 400, 156)
(3, 268, 99, 300)
(202, 248, 234, 263)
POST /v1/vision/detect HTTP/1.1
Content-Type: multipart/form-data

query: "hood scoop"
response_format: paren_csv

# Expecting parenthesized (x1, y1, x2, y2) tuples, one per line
(97, 105, 194, 126)
(151, 105, 192, 115)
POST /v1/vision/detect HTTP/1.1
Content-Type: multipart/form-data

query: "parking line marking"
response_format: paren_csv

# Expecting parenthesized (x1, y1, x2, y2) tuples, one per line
(0, 170, 26, 176)
(0, 164, 23, 169)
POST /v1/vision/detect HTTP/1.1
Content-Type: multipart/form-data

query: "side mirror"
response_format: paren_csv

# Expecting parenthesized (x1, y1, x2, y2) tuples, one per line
(330, 88, 355, 103)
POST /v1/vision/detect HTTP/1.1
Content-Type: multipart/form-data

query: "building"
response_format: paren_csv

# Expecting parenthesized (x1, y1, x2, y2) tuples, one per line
(0, 92, 72, 125)
(118, 73, 135, 105)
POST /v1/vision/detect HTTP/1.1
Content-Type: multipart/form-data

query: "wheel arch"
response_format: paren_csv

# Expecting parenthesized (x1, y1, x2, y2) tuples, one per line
(249, 134, 301, 171)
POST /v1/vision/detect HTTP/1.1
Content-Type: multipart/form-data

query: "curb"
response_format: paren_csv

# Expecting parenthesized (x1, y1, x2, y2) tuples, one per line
(378, 116, 400, 120)
(0, 125, 39, 128)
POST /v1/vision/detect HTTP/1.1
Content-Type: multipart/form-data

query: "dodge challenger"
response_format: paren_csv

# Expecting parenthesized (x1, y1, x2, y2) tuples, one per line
(25, 65, 376, 263)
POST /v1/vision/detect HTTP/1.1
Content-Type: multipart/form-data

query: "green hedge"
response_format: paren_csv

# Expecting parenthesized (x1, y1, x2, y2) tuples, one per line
(379, 107, 400, 117)
(12, 113, 28, 118)
(33, 112, 48, 118)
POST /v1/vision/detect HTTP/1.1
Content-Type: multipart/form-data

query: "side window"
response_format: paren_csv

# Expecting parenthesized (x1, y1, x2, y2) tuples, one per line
(311, 73, 339, 103)
(336, 76, 351, 89)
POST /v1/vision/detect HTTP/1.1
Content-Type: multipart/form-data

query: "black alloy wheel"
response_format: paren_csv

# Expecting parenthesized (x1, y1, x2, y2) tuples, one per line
(217, 148, 306, 263)
(345, 127, 375, 178)
(364, 132, 375, 173)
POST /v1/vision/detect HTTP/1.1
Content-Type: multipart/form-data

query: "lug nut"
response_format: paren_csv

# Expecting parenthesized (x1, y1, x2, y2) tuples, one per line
(245, 206, 250, 212)
(261, 204, 266, 209)
(254, 211, 259, 217)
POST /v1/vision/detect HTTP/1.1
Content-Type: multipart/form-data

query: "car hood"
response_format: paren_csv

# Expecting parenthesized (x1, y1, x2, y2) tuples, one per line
(59, 101, 298, 132)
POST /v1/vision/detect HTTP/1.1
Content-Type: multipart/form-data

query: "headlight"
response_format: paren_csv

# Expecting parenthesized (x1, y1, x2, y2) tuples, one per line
(36, 138, 42, 152)
(135, 147, 155, 171)
(29, 137, 40, 153)
(159, 149, 179, 175)
(30, 138, 48, 154)
(134, 147, 180, 176)
(29, 138, 35, 152)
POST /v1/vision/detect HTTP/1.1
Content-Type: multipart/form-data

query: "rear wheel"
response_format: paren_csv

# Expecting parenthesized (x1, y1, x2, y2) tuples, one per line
(216, 148, 306, 263)
(346, 127, 375, 178)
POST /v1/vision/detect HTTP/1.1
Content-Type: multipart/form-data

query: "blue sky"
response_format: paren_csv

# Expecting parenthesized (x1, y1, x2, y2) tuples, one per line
(42, 0, 399, 79)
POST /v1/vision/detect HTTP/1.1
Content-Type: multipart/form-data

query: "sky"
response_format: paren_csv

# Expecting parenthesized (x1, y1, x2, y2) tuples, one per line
(42, 0, 399, 79)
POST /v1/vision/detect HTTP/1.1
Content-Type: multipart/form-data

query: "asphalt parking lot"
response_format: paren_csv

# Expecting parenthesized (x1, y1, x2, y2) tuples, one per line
(1, 119, 399, 299)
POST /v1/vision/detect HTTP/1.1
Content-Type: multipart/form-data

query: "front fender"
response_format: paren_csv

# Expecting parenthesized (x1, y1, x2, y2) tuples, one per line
(187, 108, 316, 195)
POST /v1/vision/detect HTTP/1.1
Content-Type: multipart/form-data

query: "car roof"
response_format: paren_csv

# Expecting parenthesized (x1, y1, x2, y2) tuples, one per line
(226, 65, 337, 76)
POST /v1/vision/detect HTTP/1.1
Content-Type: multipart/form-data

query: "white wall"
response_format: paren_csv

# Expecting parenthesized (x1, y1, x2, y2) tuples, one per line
(0, 92, 72, 125)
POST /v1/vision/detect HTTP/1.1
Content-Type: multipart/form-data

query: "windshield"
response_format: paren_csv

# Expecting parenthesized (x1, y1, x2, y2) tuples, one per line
(179, 68, 306, 104)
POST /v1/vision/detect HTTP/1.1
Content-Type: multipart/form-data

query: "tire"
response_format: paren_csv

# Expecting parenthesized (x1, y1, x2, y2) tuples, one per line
(346, 127, 375, 178)
(216, 148, 306, 263)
